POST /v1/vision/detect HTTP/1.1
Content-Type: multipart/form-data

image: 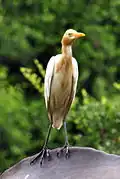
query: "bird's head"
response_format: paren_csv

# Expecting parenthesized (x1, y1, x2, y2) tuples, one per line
(61, 29, 85, 46)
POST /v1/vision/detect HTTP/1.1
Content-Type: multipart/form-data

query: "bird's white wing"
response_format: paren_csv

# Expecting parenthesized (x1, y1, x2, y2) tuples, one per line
(44, 56, 55, 109)
(62, 57, 78, 120)
(72, 57, 79, 101)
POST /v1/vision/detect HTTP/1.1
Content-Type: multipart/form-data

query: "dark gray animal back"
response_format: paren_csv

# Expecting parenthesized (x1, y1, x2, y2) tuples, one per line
(1, 147, 120, 179)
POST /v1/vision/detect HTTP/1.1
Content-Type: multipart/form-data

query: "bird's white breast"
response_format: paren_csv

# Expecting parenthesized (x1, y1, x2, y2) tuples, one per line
(50, 60, 72, 108)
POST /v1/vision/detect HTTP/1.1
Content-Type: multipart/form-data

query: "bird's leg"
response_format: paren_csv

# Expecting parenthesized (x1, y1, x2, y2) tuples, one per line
(30, 123, 52, 166)
(57, 121, 70, 159)
(64, 121, 69, 146)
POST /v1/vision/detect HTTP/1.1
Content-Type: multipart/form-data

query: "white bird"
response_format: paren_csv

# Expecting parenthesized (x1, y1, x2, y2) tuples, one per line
(30, 29, 85, 166)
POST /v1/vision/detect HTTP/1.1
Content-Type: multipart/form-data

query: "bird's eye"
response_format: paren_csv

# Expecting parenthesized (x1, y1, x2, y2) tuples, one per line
(68, 33, 72, 36)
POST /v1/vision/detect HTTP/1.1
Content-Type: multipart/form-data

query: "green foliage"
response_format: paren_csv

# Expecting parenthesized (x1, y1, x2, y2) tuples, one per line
(113, 82, 120, 91)
(20, 59, 45, 93)
(0, 85, 30, 169)
(0, 0, 119, 98)
(0, 67, 47, 171)
(0, 0, 120, 174)
(68, 90, 120, 155)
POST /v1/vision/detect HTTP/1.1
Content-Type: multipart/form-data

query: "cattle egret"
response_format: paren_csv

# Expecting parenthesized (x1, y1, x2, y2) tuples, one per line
(30, 29, 85, 166)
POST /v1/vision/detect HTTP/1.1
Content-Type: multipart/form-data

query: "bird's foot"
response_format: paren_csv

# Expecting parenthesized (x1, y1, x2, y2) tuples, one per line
(30, 147, 51, 166)
(57, 144, 70, 159)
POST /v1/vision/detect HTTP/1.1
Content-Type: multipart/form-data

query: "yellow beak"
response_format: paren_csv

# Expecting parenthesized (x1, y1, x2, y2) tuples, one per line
(73, 32, 85, 38)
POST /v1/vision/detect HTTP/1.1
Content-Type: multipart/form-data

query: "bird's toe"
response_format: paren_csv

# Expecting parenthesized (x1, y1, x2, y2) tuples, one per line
(30, 147, 51, 166)
(65, 147, 70, 159)
(57, 149, 63, 158)
(46, 149, 51, 161)
(57, 145, 70, 159)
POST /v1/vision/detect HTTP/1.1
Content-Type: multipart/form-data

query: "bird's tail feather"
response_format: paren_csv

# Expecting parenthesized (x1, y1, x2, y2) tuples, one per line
(52, 112, 64, 130)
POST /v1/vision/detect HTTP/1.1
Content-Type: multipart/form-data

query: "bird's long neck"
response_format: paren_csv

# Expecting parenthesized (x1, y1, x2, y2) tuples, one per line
(61, 44, 72, 59)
